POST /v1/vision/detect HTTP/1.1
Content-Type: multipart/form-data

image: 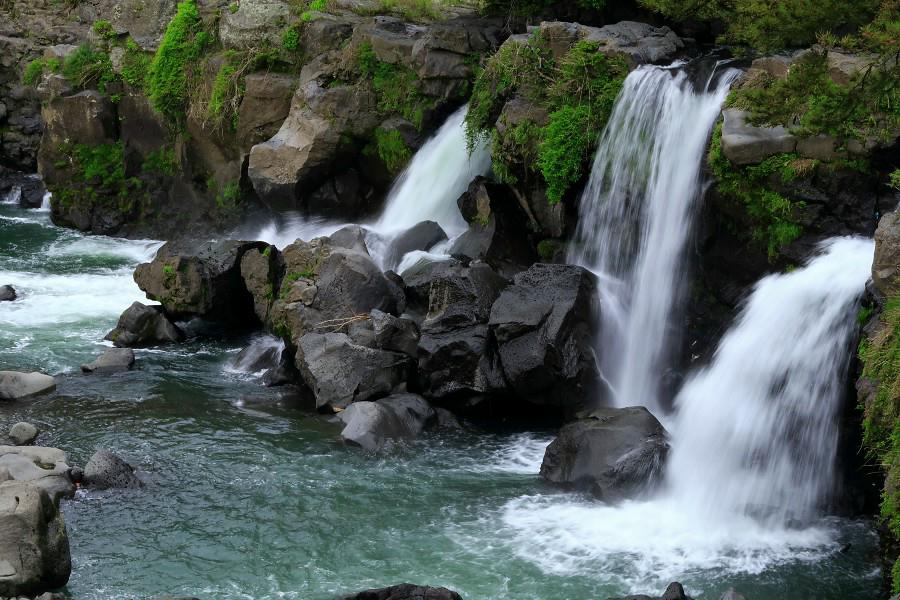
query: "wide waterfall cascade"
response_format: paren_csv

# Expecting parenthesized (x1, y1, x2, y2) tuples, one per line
(502, 237, 876, 590)
(569, 62, 740, 413)
(666, 236, 875, 526)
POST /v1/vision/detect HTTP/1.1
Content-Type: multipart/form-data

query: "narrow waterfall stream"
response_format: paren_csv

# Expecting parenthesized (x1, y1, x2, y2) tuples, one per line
(569, 63, 740, 412)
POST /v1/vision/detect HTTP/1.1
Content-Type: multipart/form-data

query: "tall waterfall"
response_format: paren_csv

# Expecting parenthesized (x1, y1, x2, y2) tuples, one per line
(666, 236, 874, 525)
(569, 63, 739, 412)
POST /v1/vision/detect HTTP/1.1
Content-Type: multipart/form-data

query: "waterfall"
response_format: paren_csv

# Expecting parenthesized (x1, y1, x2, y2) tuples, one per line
(569, 63, 740, 412)
(666, 236, 874, 525)
(371, 104, 491, 239)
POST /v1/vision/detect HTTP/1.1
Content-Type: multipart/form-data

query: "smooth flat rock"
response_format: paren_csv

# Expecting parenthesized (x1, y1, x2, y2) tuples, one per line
(0, 372, 56, 400)
(721, 108, 796, 165)
(81, 347, 135, 374)
(8, 422, 38, 445)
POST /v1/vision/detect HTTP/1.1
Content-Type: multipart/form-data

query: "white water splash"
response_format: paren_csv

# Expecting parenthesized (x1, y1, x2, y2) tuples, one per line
(569, 63, 740, 412)
(1, 185, 21, 205)
(502, 237, 874, 589)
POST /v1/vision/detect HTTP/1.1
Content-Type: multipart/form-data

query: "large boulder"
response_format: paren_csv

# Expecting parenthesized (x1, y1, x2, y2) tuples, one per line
(338, 583, 462, 600)
(0, 482, 71, 598)
(237, 73, 300, 148)
(0, 446, 74, 503)
(80, 348, 135, 374)
(538, 21, 684, 66)
(105, 302, 183, 347)
(134, 240, 266, 321)
(82, 449, 141, 490)
(336, 394, 437, 451)
(219, 0, 292, 49)
(0, 372, 56, 400)
(295, 333, 412, 411)
(540, 406, 670, 502)
(873, 210, 900, 298)
(720, 108, 797, 166)
(489, 264, 600, 407)
(8, 422, 39, 446)
(415, 262, 507, 400)
(89, 0, 178, 49)
(382, 221, 448, 270)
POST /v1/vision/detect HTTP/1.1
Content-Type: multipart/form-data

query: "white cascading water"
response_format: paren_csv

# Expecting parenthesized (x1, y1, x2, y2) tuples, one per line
(501, 237, 875, 589)
(569, 63, 740, 413)
(244, 105, 489, 272)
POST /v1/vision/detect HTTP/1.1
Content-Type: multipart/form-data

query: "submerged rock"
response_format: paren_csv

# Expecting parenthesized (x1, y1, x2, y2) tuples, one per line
(489, 263, 600, 407)
(105, 302, 183, 347)
(82, 449, 142, 490)
(0, 372, 56, 401)
(337, 583, 463, 600)
(80, 348, 135, 374)
(0, 285, 16, 302)
(0, 482, 71, 598)
(540, 406, 669, 502)
(8, 422, 38, 446)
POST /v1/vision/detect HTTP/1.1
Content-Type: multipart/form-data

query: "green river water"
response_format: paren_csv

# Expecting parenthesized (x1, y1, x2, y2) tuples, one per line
(0, 202, 883, 599)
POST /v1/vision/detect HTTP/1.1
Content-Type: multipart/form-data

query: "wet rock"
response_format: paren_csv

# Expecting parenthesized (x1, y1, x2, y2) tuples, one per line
(540, 406, 670, 502)
(8, 423, 38, 446)
(0, 285, 16, 302)
(337, 583, 462, 600)
(296, 332, 412, 411)
(0, 482, 71, 598)
(104, 302, 183, 348)
(240, 244, 282, 324)
(609, 582, 692, 600)
(0, 446, 73, 503)
(134, 240, 266, 322)
(873, 210, 900, 298)
(80, 348, 135, 374)
(489, 264, 600, 407)
(718, 589, 746, 600)
(416, 262, 507, 399)
(720, 108, 796, 165)
(82, 449, 141, 489)
(336, 394, 438, 452)
(384, 221, 448, 269)
(0, 372, 56, 401)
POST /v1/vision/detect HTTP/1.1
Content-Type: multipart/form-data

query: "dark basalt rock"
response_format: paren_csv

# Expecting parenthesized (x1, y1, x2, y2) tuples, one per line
(337, 583, 463, 600)
(336, 394, 438, 452)
(82, 449, 141, 490)
(489, 263, 600, 407)
(541, 406, 669, 502)
(104, 302, 183, 348)
(383, 220, 448, 270)
(0, 285, 16, 302)
(134, 239, 267, 322)
(608, 581, 692, 600)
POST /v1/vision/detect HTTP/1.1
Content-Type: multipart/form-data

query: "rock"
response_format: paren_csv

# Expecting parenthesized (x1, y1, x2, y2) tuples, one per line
(609, 582, 692, 600)
(0, 447, 73, 503)
(873, 210, 900, 298)
(219, 0, 292, 49)
(720, 108, 797, 165)
(91, 0, 178, 49)
(328, 225, 371, 254)
(337, 401, 404, 451)
(489, 264, 600, 407)
(80, 348, 135, 374)
(296, 333, 412, 411)
(370, 309, 419, 357)
(82, 449, 141, 489)
(384, 221, 448, 269)
(104, 302, 183, 347)
(826, 50, 876, 86)
(237, 73, 300, 148)
(718, 589, 746, 600)
(0, 482, 71, 598)
(134, 240, 266, 321)
(0, 372, 56, 401)
(0, 285, 16, 302)
(337, 583, 462, 600)
(795, 134, 836, 161)
(750, 55, 792, 78)
(540, 406, 670, 502)
(240, 244, 281, 323)
(540, 21, 685, 66)
(8, 423, 38, 446)
(416, 262, 507, 399)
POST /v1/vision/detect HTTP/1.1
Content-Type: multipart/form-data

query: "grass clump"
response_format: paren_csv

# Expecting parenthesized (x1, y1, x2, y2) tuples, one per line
(61, 44, 117, 92)
(465, 37, 628, 204)
(366, 128, 412, 174)
(147, 0, 207, 126)
(356, 42, 428, 129)
(142, 147, 179, 176)
(860, 299, 900, 591)
(53, 142, 144, 217)
(22, 57, 60, 85)
(281, 25, 301, 51)
(121, 38, 151, 88)
(708, 122, 805, 260)
(92, 19, 117, 40)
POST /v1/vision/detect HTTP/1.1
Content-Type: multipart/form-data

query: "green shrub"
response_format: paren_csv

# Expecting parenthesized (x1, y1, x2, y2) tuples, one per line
(229, 2, 239, 13)
(356, 42, 428, 129)
(142, 147, 179, 176)
(891, 169, 900, 190)
(121, 38, 151, 88)
(22, 59, 46, 85)
(62, 44, 116, 92)
(281, 25, 301, 51)
(367, 128, 412, 174)
(53, 142, 144, 217)
(92, 19, 116, 40)
(708, 122, 805, 260)
(147, 0, 206, 125)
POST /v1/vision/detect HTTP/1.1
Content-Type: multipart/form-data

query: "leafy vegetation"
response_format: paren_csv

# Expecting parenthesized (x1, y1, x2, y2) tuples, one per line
(91, 19, 117, 40)
(708, 123, 806, 260)
(465, 36, 627, 203)
(366, 128, 412, 174)
(22, 57, 60, 85)
(356, 42, 429, 128)
(61, 44, 117, 92)
(147, 0, 208, 126)
(121, 38, 151, 88)
(281, 25, 301, 51)
(860, 299, 900, 591)
(53, 142, 144, 217)
(142, 147, 179, 176)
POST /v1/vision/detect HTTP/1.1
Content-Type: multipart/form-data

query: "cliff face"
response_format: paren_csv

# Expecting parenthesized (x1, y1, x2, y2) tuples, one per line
(2, 0, 503, 237)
